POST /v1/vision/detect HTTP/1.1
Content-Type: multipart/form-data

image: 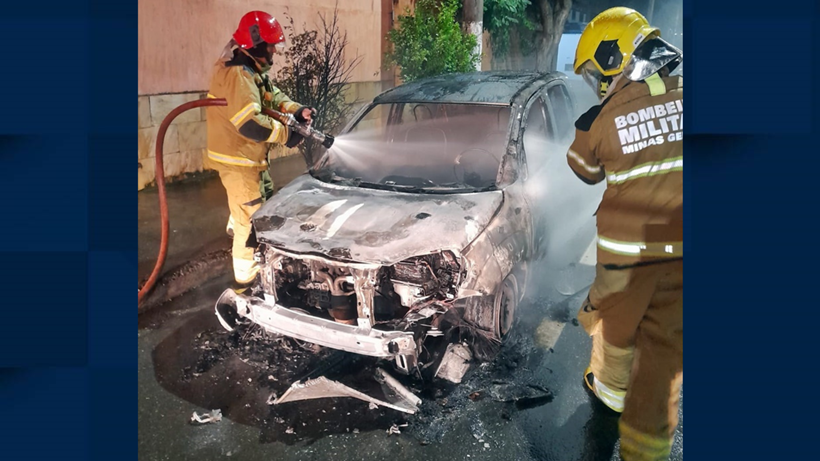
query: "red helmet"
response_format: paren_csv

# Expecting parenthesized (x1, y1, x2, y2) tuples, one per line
(233, 11, 285, 49)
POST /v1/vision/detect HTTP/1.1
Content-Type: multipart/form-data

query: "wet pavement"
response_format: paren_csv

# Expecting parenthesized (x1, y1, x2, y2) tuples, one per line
(138, 173, 230, 284)
(138, 263, 682, 460)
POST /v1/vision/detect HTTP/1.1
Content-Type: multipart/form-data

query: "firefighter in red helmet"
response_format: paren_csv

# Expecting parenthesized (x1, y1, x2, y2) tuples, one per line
(206, 11, 316, 287)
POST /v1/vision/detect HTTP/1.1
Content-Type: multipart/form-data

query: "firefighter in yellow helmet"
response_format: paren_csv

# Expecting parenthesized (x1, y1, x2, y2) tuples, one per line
(566, 7, 683, 461)
(206, 11, 316, 287)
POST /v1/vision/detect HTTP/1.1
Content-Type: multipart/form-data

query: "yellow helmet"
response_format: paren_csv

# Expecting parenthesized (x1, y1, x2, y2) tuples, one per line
(573, 7, 660, 97)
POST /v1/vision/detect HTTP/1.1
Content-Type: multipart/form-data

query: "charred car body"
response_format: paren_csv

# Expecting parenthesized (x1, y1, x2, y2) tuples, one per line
(216, 71, 605, 378)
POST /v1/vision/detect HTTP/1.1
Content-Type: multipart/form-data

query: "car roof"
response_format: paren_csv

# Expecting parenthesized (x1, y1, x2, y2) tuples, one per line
(372, 71, 567, 106)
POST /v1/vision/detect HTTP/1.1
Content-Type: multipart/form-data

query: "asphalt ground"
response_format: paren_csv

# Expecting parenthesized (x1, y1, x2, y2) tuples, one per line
(138, 263, 683, 461)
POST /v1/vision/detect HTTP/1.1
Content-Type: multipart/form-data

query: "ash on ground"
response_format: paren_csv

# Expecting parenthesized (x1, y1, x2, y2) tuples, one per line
(184, 323, 331, 383)
(153, 303, 554, 446)
(404, 323, 553, 444)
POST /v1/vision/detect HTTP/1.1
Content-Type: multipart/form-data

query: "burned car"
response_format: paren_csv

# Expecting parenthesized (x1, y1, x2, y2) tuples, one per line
(215, 71, 605, 379)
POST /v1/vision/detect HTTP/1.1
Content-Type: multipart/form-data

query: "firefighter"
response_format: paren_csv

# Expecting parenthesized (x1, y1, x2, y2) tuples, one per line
(206, 10, 316, 287)
(566, 7, 683, 461)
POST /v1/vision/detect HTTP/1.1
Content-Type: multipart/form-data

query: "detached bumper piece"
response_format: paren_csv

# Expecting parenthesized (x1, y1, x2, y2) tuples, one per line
(215, 288, 418, 365)
(274, 367, 421, 414)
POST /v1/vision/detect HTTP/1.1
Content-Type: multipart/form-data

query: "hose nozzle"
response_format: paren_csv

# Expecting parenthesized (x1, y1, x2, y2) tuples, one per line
(315, 132, 335, 149)
(299, 125, 334, 149)
(265, 109, 335, 150)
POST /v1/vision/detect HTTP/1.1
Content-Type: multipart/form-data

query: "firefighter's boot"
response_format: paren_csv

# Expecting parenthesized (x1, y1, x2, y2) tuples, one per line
(584, 367, 626, 413)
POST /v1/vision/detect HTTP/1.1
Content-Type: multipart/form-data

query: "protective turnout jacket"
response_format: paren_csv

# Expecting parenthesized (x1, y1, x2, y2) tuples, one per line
(567, 73, 683, 268)
(206, 51, 303, 169)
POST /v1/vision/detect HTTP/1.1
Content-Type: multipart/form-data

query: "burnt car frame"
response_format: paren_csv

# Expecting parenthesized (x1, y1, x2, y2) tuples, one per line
(216, 71, 604, 377)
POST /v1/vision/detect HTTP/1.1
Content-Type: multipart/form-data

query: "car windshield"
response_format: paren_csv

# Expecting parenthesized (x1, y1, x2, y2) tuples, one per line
(312, 102, 512, 193)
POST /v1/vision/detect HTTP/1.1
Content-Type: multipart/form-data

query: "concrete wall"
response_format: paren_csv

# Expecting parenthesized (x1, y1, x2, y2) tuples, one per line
(138, 92, 209, 190)
(139, 0, 389, 191)
(139, 0, 383, 95)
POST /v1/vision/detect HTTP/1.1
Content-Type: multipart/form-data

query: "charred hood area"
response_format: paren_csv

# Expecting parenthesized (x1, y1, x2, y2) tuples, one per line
(250, 174, 503, 265)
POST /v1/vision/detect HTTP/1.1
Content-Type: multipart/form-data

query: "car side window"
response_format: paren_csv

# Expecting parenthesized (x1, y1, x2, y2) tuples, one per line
(546, 84, 574, 141)
(525, 96, 550, 140)
(520, 96, 552, 179)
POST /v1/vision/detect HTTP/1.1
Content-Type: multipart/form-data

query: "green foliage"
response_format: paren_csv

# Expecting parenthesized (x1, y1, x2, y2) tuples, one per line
(484, 0, 537, 58)
(385, 0, 480, 82)
(272, 6, 361, 158)
(485, 0, 547, 60)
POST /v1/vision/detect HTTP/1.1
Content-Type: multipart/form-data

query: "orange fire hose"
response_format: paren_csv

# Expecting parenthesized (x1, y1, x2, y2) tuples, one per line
(138, 98, 226, 305)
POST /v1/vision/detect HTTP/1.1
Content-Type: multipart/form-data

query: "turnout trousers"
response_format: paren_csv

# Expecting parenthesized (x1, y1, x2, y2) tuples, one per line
(214, 163, 267, 284)
(578, 259, 683, 461)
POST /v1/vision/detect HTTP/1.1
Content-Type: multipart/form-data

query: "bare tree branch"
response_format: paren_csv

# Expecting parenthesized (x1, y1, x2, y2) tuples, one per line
(273, 1, 363, 159)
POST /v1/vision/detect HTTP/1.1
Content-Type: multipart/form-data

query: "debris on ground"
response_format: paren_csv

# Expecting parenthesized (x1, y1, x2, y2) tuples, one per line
(158, 311, 411, 443)
(274, 372, 420, 414)
(434, 343, 473, 383)
(170, 300, 556, 445)
(375, 367, 422, 407)
(185, 323, 335, 383)
(190, 409, 222, 425)
(489, 382, 553, 409)
(386, 423, 407, 436)
(470, 419, 486, 440)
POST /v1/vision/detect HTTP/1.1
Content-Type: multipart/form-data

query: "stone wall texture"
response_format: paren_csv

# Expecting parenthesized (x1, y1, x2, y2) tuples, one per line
(138, 93, 208, 191)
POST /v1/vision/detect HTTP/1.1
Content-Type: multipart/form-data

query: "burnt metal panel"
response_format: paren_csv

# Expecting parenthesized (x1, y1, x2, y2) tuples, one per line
(251, 175, 504, 265)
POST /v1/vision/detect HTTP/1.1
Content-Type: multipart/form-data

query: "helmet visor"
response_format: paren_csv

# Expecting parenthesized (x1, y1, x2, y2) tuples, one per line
(579, 61, 604, 95)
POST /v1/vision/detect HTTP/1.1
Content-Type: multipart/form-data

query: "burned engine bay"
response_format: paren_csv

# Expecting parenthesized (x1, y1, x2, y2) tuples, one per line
(268, 249, 462, 325)
(217, 244, 475, 378)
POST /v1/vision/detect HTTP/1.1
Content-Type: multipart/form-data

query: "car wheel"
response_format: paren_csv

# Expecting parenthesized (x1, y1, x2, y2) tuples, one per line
(493, 274, 518, 339)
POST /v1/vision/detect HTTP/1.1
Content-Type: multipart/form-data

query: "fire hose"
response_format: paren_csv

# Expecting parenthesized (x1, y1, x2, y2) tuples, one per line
(137, 98, 335, 305)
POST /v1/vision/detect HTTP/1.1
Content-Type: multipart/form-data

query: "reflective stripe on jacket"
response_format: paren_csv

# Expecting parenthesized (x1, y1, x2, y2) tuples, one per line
(205, 55, 302, 169)
(567, 73, 683, 267)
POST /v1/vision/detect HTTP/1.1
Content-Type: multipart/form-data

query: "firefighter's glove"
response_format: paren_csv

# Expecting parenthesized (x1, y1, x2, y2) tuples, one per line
(294, 106, 316, 125)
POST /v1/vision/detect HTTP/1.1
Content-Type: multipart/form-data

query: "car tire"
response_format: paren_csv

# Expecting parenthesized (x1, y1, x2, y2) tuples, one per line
(493, 273, 519, 339)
